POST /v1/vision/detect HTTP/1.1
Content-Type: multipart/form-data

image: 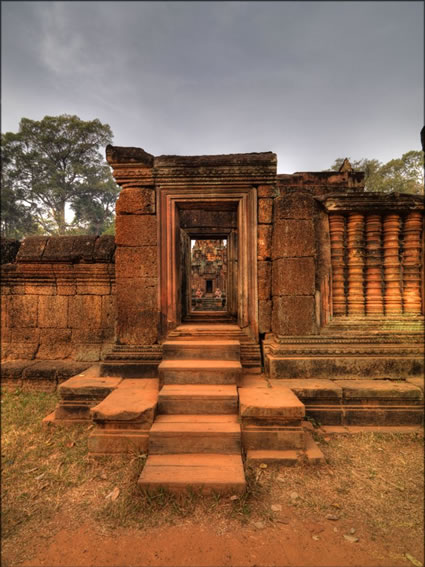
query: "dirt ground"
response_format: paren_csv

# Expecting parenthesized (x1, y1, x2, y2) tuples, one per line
(2, 391, 424, 567)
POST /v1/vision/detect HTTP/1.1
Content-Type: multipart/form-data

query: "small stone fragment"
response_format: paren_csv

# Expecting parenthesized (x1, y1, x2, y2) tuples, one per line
(312, 535, 320, 541)
(253, 521, 265, 530)
(343, 534, 359, 543)
(290, 491, 299, 501)
(326, 514, 339, 521)
(259, 463, 268, 469)
(277, 475, 285, 483)
(230, 495, 239, 501)
(271, 504, 282, 512)
(333, 527, 338, 533)
(349, 528, 356, 534)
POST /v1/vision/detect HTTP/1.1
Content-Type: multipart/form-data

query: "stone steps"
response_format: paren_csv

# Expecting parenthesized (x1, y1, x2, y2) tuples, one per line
(159, 359, 242, 385)
(162, 340, 240, 361)
(139, 333, 246, 493)
(168, 324, 262, 371)
(149, 414, 241, 454)
(158, 384, 238, 414)
(138, 453, 246, 494)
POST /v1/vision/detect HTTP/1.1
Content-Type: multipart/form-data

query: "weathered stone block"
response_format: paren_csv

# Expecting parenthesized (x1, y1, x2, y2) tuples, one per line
(274, 191, 314, 220)
(272, 258, 315, 296)
(22, 361, 59, 392)
(93, 236, 116, 262)
(7, 296, 38, 328)
(91, 386, 157, 423)
(272, 220, 315, 259)
(16, 237, 49, 262)
(334, 380, 424, 401)
(239, 386, 305, 420)
(1, 360, 37, 389)
(274, 379, 343, 400)
(68, 295, 102, 329)
(73, 345, 102, 362)
(258, 199, 273, 224)
(257, 185, 276, 198)
(116, 278, 158, 345)
(257, 225, 272, 260)
(257, 261, 271, 300)
(38, 296, 68, 328)
(42, 237, 75, 262)
(56, 362, 93, 384)
(2, 342, 38, 361)
(72, 328, 105, 343)
(116, 187, 155, 215)
(258, 300, 272, 334)
(115, 246, 158, 279)
(59, 375, 121, 399)
(272, 296, 315, 336)
(38, 329, 73, 359)
(115, 215, 157, 247)
(101, 295, 116, 331)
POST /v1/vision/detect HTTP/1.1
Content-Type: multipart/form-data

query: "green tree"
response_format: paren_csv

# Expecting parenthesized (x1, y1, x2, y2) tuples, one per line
(1, 114, 119, 236)
(329, 151, 424, 195)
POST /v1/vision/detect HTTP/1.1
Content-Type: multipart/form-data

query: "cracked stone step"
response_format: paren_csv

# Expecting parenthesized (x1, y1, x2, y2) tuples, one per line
(162, 340, 240, 361)
(158, 384, 238, 414)
(159, 359, 242, 385)
(149, 414, 241, 454)
(138, 453, 246, 494)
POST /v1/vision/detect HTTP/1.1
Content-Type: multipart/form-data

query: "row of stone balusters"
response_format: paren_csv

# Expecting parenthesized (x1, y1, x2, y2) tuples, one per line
(329, 212, 423, 316)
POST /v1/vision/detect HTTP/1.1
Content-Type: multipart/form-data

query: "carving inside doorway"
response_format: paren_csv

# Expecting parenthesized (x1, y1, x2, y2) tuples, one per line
(191, 239, 228, 312)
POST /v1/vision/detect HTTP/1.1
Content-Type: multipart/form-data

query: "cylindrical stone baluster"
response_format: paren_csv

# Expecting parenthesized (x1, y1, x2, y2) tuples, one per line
(402, 212, 423, 314)
(347, 213, 365, 315)
(383, 214, 402, 315)
(329, 214, 347, 316)
(365, 214, 384, 315)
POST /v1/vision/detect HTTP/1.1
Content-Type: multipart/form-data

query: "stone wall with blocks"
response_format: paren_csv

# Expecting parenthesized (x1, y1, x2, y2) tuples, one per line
(1, 235, 116, 363)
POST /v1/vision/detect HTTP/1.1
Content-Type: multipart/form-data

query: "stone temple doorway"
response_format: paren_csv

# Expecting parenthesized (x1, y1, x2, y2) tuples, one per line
(158, 187, 258, 341)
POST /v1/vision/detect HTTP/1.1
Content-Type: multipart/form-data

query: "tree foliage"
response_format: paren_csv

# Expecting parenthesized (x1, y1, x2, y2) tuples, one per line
(1, 114, 120, 237)
(330, 151, 424, 195)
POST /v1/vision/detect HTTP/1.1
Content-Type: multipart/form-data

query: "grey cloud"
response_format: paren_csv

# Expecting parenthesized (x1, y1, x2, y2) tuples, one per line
(2, 1, 423, 172)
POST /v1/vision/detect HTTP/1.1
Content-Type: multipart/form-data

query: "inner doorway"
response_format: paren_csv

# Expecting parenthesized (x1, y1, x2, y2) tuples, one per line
(159, 187, 258, 340)
(190, 238, 228, 313)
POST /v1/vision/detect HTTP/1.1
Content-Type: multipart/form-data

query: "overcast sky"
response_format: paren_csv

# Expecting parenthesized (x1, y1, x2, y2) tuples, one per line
(2, 1, 423, 173)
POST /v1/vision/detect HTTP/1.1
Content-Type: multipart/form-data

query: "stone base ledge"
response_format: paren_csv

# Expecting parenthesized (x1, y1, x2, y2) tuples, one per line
(1, 360, 93, 391)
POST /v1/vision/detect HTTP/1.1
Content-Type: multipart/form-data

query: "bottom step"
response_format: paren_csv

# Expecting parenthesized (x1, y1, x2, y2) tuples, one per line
(138, 453, 246, 494)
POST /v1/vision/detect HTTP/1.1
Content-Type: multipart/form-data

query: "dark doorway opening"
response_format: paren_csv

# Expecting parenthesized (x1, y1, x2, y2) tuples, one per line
(206, 280, 213, 294)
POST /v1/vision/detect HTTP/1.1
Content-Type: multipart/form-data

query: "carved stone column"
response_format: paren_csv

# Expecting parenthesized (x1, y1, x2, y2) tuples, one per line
(365, 215, 384, 315)
(383, 214, 402, 315)
(329, 214, 346, 316)
(347, 213, 365, 315)
(402, 212, 423, 314)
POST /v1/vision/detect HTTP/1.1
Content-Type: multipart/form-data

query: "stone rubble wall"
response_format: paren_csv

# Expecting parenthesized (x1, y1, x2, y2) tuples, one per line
(1, 235, 116, 362)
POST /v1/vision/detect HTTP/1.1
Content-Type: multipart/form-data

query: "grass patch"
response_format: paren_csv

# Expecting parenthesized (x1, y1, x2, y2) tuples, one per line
(1, 389, 424, 565)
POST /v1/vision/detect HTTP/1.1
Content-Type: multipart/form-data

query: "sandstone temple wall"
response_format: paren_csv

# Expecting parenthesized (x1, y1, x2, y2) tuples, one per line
(1, 235, 116, 362)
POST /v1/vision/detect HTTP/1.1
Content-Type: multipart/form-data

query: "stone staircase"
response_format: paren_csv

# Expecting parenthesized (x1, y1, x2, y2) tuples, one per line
(138, 338, 247, 494)
(167, 324, 262, 372)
